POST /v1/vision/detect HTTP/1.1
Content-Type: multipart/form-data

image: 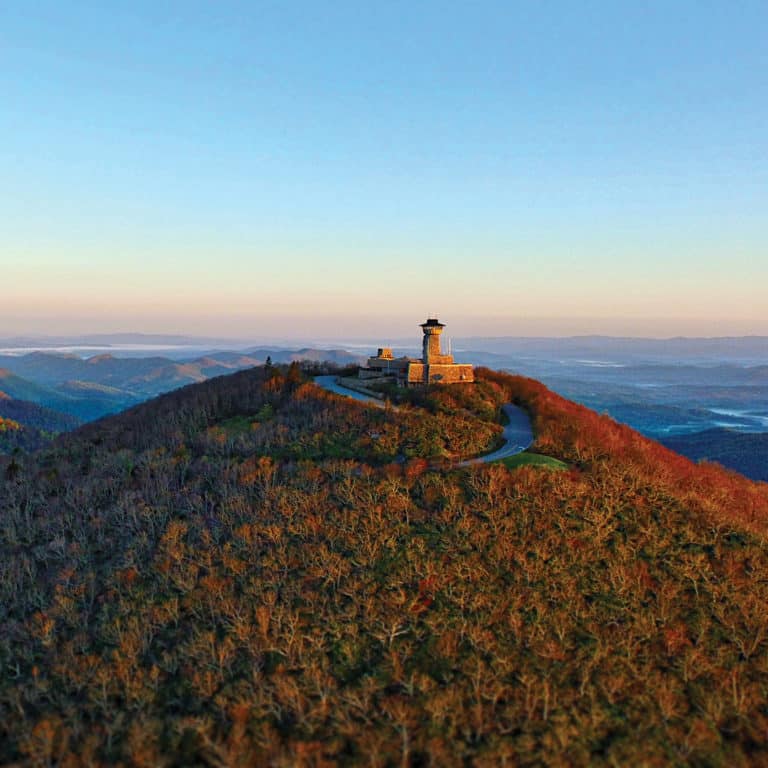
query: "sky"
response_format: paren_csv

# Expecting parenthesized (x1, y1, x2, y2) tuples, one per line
(2, 1, 767, 339)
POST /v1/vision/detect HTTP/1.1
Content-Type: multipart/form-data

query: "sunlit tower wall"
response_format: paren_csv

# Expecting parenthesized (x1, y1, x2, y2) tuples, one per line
(421, 318, 447, 363)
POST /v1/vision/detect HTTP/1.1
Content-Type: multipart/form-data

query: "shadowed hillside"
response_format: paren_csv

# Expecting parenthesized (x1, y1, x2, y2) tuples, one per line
(662, 428, 768, 483)
(0, 396, 82, 454)
(1, 366, 768, 765)
(0, 395, 81, 435)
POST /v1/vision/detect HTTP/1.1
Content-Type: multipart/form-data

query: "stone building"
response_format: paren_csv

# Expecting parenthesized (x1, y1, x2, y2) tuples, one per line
(359, 318, 474, 386)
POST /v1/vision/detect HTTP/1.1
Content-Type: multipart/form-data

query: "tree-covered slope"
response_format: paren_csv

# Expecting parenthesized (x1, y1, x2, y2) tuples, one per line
(1, 366, 767, 766)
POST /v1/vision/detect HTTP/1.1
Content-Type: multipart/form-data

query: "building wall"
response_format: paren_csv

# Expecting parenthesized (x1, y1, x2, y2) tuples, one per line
(405, 362, 474, 385)
(426, 363, 474, 384)
(423, 332, 443, 363)
(359, 369, 396, 380)
(406, 363, 425, 384)
(364, 355, 410, 371)
(359, 319, 474, 386)
(425, 353, 455, 365)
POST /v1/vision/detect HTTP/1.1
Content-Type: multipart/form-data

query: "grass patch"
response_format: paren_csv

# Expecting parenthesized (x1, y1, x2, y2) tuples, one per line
(219, 404, 274, 434)
(499, 451, 568, 471)
(219, 415, 255, 434)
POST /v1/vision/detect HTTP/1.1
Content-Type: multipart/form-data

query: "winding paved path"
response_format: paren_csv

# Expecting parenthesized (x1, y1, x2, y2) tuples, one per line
(457, 404, 534, 466)
(313, 375, 534, 464)
(313, 375, 386, 407)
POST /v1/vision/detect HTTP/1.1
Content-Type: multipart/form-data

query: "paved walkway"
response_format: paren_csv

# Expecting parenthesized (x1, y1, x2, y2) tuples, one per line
(312, 376, 534, 464)
(313, 375, 386, 407)
(458, 404, 534, 466)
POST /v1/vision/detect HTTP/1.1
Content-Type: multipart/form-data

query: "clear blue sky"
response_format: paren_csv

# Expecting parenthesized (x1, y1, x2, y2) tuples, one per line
(2, 1, 766, 338)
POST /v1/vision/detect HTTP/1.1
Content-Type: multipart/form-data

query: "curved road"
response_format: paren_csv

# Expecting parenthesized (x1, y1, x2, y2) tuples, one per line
(457, 404, 534, 466)
(313, 375, 386, 407)
(313, 375, 534, 463)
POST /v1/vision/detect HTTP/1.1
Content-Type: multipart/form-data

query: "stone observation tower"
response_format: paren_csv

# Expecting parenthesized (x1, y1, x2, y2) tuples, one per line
(421, 318, 447, 363)
(359, 317, 474, 386)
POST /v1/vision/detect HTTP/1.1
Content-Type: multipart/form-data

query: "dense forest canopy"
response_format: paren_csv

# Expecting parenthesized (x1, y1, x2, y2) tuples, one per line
(1, 365, 768, 766)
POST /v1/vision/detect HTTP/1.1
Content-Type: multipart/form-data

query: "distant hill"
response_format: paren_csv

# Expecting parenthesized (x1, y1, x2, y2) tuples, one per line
(0, 353, 248, 420)
(0, 395, 81, 434)
(0, 367, 64, 404)
(0, 366, 136, 422)
(0, 352, 193, 388)
(245, 347, 364, 366)
(2, 366, 768, 764)
(662, 428, 768, 482)
(0, 395, 81, 453)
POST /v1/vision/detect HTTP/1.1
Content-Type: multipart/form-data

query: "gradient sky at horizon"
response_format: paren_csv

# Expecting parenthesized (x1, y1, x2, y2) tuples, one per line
(2, 1, 767, 339)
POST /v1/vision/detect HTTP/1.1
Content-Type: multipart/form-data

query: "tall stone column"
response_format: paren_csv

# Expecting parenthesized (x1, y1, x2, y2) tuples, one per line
(420, 318, 445, 364)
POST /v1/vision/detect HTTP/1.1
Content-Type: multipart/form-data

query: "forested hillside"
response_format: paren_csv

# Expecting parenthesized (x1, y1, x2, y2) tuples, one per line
(1, 366, 768, 766)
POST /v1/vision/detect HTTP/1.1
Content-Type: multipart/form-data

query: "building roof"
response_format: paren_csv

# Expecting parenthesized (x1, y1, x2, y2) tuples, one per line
(420, 318, 445, 328)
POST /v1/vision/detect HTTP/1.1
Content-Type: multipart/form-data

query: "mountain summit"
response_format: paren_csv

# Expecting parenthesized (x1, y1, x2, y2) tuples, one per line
(1, 366, 767, 765)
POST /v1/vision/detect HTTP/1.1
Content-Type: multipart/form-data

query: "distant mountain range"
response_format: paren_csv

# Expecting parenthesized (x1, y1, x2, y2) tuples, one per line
(1, 335, 766, 485)
(0, 332, 249, 348)
(0, 348, 364, 422)
(5, 332, 768, 362)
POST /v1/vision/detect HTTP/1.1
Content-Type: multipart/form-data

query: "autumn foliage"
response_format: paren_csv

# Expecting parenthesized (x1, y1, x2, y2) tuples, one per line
(1, 365, 768, 765)
(0, 416, 21, 432)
